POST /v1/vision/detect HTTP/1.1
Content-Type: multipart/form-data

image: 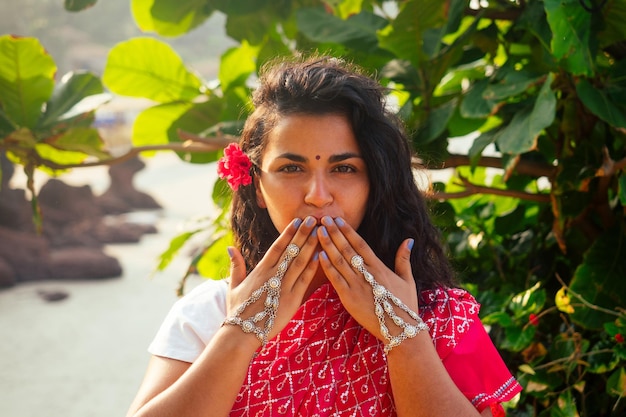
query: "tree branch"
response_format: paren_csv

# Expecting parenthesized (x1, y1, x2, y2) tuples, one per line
(429, 174, 551, 203)
(420, 153, 555, 179)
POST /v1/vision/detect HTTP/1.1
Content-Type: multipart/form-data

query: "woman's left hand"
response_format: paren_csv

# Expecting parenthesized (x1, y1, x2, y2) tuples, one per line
(316, 215, 418, 342)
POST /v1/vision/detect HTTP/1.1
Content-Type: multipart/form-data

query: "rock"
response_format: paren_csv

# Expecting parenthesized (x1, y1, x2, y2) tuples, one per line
(0, 153, 161, 284)
(0, 226, 50, 282)
(37, 289, 70, 302)
(97, 157, 162, 214)
(48, 247, 122, 280)
(0, 257, 16, 287)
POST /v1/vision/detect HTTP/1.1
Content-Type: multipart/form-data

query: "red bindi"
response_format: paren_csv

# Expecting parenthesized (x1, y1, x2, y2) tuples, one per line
(315, 155, 321, 160)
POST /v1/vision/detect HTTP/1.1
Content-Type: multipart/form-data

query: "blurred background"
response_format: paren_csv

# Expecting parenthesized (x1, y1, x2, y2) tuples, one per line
(0, 2, 233, 416)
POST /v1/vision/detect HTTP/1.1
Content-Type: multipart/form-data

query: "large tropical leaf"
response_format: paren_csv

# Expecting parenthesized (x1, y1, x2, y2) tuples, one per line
(496, 73, 556, 155)
(544, 0, 595, 76)
(103, 37, 203, 103)
(219, 42, 260, 93)
(297, 7, 387, 52)
(0, 36, 56, 129)
(576, 78, 626, 128)
(378, 0, 446, 67)
(131, 0, 214, 37)
(38, 72, 107, 130)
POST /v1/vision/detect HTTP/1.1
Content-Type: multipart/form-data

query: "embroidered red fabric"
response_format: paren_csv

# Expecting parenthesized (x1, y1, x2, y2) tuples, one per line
(229, 284, 521, 416)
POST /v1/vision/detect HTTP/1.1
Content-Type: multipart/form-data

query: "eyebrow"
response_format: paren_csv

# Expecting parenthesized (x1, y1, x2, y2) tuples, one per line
(276, 152, 362, 163)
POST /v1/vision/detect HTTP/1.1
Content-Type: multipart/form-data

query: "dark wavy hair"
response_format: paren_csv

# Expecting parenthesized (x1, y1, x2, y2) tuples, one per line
(231, 55, 456, 290)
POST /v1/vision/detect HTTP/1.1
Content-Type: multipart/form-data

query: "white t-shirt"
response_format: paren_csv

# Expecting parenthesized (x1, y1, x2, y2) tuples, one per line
(148, 279, 228, 363)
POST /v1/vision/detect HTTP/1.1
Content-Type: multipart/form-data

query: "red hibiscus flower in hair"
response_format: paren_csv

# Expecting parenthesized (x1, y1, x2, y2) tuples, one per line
(217, 143, 252, 191)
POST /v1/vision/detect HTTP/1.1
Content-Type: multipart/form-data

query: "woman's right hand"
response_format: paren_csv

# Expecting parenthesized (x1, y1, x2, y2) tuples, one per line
(225, 216, 320, 346)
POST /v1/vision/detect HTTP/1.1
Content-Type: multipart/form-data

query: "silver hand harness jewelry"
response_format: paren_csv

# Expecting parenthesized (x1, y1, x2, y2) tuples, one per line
(223, 243, 300, 346)
(350, 255, 429, 354)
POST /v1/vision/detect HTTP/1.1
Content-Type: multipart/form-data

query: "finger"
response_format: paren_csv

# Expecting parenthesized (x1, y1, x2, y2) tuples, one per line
(227, 246, 247, 289)
(394, 238, 415, 283)
(318, 216, 374, 275)
(260, 218, 304, 268)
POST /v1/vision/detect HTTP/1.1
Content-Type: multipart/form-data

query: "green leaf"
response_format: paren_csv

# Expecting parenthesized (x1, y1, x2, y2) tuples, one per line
(297, 8, 387, 52)
(576, 78, 626, 129)
(619, 174, 626, 206)
(483, 67, 543, 102)
(508, 283, 546, 320)
(606, 367, 626, 398)
(378, 0, 446, 67)
(461, 78, 497, 119)
(212, 178, 233, 210)
(196, 233, 233, 280)
(415, 98, 457, 145)
(38, 72, 106, 129)
(544, 0, 595, 76)
(502, 324, 536, 352)
(131, 0, 214, 37)
(570, 228, 626, 329)
(47, 127, 110, 160)
(64, 0, 97, 12)
(103, 37, 203, 103)
(549, 390, 580, 417)
(482, 311, 514, 327)
(219, 42, 259, 93)
(133, 102, 193, 147)
(0, 107, 16, 137)
(155, 230, 199, 272)
(167, 100, 224, 163)
(34, 143, 90, 170)
(600, 0, 626, 47)
(0, 35, 56, 128)
(212, 0, 270, 15)
(496, 73, 556, 155)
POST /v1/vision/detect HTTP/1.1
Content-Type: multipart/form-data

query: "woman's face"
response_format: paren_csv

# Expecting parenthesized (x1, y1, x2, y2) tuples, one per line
(255, 113, 370, 232)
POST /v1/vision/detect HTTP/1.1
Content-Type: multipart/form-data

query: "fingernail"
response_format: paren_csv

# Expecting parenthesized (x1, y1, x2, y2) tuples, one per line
(320, 251, 328, 261)
(320, 226, 328, 237)
(227, 247, 235, 258)
(335, 217, 345, 227)
(294, 218, 303, 228)
(313, 252, 319, 261)
(312, 226, 318, 236)
(407, 239, 414, 251)
(305, 216, 316, 227)
(322, 216, 333, 226)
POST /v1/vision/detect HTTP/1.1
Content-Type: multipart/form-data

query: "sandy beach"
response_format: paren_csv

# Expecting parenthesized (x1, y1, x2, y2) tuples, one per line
(0, 153, 215, 417)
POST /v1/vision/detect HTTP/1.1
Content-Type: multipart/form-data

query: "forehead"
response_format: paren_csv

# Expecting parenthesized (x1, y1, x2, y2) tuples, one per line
(263, 113, 359, 158)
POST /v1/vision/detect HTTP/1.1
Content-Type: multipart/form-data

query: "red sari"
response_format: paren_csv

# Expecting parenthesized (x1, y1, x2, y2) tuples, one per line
(229, 283, 522, 416)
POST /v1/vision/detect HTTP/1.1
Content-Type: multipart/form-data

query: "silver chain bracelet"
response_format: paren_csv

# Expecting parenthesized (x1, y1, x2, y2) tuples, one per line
(350, 255, 429, 354)
(223, 243, 300, 346)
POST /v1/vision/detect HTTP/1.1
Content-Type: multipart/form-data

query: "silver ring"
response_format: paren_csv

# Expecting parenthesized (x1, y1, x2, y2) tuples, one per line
(286, 243, 300, 258)
(351, 255, 364, 269)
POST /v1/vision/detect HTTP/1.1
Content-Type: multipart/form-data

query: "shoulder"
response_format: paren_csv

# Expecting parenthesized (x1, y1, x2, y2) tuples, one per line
(418, 287, 481, 359)
(148, 279, 228, 363)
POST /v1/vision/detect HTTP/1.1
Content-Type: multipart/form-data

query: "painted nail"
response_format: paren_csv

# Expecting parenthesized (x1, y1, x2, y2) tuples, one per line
(320, 226, 328, 237)
(312, 226, 319, 236)
(313, 252, 319, 261)
(408, 238, 415, 251)
(305, 216, 316, 227)
(320, 251, 328, 261)
(294, 218, 303, 228)
(335, 217, 345, 227)
(227, 247, 235, 258)
(322, 216, 333, 226)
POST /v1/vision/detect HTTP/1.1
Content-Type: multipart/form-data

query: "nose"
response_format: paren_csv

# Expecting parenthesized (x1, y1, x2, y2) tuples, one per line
(304, 172, 333, 207)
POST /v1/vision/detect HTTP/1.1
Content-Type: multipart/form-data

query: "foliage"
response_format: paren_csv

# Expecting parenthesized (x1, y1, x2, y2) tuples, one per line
(2, 0, 626, 415)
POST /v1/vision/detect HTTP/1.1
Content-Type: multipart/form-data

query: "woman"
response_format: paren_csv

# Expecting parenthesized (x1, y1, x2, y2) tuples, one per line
(127, 56, 522, 417)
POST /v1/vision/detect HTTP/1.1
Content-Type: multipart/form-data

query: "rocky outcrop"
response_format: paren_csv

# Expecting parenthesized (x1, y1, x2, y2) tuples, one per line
(0, 153, 161, 287)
